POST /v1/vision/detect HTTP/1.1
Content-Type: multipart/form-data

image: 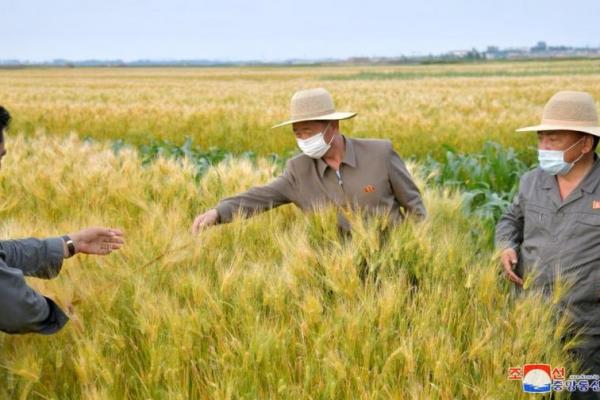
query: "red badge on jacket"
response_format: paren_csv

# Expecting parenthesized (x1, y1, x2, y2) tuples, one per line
(363, 185, 376, 193)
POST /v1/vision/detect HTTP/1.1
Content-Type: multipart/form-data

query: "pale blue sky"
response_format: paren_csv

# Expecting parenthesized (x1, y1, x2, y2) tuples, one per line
(3, 0, 599, 61)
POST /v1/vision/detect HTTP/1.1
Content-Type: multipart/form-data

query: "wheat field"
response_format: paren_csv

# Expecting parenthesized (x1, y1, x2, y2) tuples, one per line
(2, 60, 600, 160)
(0, 61, 594, 399)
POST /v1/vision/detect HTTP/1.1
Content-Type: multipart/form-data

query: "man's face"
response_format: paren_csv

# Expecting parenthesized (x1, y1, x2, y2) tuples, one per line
(292, 120, 336, 141)
(537, 130, 591, 163)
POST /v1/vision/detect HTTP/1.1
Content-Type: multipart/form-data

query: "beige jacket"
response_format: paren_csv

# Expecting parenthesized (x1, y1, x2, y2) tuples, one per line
(215, 135, 427, 230)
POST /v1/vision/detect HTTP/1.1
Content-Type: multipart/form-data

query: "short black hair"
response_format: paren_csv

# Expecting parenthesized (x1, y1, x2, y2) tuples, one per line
(0, 106, 11, 143)
(593, 135, 599, 151)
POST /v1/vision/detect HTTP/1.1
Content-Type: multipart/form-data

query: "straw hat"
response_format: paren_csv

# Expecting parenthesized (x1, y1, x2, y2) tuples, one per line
(517, 90, 600, 137)
(272, 88, 357, 128)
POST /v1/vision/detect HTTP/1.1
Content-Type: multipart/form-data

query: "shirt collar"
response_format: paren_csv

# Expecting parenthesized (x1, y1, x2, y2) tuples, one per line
(540, 172, 554, 190)
(316, 135, 357, 177)
(581, 154, 600, 194)
(540, 154, 600, 192)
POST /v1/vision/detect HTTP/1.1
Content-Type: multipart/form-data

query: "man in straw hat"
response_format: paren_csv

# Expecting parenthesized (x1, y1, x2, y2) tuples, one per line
(496, 91, 600, 382)
(192, 87, 426, 234)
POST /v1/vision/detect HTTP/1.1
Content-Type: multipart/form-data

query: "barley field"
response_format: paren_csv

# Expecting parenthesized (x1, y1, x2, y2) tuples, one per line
(0, 60, 596, 399)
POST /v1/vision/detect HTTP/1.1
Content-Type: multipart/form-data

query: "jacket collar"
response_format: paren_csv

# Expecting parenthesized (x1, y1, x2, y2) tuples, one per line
(582, 155, 600, 194)
(316, 135, 356, 177)
(540, 154, 600, 193)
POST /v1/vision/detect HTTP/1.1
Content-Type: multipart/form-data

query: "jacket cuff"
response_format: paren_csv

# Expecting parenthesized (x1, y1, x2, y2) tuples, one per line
(46, 237, 66, 275)
(215, 203, 232, 224)
(37, 297, 69, 335)
(47, 237, 65, 260)
(495, 240, 520, 252)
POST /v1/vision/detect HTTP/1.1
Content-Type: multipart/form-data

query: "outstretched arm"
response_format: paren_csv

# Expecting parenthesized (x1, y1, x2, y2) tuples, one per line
(0, 237, 65, 279)
(0, 227, 124, 279)
(193, 164, 296, 234)
(0, 227, 124, 335)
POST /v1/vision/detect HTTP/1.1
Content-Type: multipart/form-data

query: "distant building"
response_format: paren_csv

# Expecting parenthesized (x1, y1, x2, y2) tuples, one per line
(531, 41, 548, 52)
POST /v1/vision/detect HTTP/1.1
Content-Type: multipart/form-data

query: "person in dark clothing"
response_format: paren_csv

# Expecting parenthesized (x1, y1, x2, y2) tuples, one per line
(496, 91, 600, 399)
(0, 106, 125, 335)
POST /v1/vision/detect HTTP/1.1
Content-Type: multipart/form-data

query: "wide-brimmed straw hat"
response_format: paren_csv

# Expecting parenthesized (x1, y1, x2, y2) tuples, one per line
(272, 88, 357, 129)
(517, 90, 600, 137)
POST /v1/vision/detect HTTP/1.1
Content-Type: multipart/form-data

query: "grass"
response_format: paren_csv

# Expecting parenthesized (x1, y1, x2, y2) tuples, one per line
(320, 60, 600, 80)
(0, 133, 575, 399)
(111, 135, 534, 244)
(2, 60, 600, 160)
(115, 135, 533, 237)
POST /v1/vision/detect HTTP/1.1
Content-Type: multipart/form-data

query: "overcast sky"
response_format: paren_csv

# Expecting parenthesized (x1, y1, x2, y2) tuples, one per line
(3, 0, 599, 61)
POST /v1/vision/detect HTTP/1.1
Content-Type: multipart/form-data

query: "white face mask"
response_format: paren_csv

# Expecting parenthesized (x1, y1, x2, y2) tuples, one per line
(296, 122, 334, 159)
(538, 137, 585, 176)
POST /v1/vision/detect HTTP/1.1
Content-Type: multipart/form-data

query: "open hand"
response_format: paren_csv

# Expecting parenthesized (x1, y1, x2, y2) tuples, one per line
(69, 227, 125, 256)
(192, 209, 219, 235)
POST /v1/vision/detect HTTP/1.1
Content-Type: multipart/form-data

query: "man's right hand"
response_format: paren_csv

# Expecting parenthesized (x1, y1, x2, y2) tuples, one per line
(192, 209, 219, 235)
(500, 247, 523, 286)
(68, 227, 125, 256)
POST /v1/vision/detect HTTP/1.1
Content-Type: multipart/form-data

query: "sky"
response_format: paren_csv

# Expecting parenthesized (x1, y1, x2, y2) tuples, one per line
(3, 0, 600, 61)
